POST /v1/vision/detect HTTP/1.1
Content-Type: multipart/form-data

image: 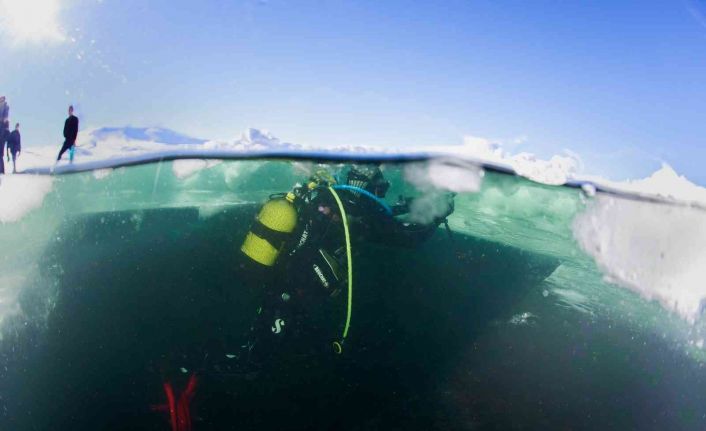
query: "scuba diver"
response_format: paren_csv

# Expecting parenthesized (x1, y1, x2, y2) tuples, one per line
(150, 164, 453, 429)
(230, 164, 455, 370)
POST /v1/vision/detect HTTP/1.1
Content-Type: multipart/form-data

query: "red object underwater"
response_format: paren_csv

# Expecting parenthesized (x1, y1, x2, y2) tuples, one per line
(151, 373, 198, 431)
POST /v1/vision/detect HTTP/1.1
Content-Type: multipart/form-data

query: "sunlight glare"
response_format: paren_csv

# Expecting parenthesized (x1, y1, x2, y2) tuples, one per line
(0, 0, 65, 45)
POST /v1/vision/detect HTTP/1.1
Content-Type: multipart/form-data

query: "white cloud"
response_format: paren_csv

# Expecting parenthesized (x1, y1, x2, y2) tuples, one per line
(0, 0, 66, 46)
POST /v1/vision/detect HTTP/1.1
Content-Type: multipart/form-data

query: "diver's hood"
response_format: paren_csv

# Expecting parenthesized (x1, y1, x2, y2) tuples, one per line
(346, 165, 390, 198)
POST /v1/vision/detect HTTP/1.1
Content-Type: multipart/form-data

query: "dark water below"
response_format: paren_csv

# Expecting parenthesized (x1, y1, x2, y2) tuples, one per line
(1, 204, 705, 430)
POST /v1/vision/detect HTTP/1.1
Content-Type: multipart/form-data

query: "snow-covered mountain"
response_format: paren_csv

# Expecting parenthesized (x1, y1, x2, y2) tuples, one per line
(77, 126, 294, 153)
(26, 125, 584, 186)
(201, 127, 301, 152)
(16, 126, 295, 171)
(88, 127, 208, 146)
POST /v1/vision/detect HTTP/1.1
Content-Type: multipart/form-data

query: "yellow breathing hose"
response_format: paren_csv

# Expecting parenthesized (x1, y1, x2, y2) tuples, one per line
(328, 186, 352, 354)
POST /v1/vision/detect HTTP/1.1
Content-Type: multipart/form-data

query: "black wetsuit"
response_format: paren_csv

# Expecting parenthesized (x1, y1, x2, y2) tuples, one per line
(57, 115, 79, 160)
(7, 130, 20, 172)
(239, 187, 445, 369)
(0, 102, 8, 125)
(0, 127, 8, 174)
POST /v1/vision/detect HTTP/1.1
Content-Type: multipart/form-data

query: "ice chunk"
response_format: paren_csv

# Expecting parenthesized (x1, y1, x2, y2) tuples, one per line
(0, 175, 53, 223)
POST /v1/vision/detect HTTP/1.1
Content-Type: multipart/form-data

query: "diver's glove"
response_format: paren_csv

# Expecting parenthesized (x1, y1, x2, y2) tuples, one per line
(392, 195, 413, 216)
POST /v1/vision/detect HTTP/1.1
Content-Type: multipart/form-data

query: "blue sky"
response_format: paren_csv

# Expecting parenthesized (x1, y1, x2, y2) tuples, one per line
(1, 0, 706, 183)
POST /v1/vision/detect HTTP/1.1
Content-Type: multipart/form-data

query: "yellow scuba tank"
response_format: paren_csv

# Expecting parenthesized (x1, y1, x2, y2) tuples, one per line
(241, 192, 298, 266)
(241, 169, 336, 266)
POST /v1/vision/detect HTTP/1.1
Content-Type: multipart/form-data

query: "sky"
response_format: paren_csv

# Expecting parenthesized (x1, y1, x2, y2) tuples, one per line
(1, 0, 706, 184)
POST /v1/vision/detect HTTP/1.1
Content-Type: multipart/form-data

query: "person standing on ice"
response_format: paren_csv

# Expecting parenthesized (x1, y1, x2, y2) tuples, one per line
(0, 96, 9, 125)
(0, 120, 9, 174)
(7, 123, 21, 173)
(57, 105, 79, 161)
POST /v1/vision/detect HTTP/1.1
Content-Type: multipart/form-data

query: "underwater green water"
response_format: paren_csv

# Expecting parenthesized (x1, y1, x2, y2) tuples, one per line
(0, 159, 705, 430)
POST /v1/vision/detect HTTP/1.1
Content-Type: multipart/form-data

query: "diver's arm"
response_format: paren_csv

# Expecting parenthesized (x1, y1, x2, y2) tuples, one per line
(390, 196, 413, 216)
(366, 195, 455, 248)
(376, 218, 440, 248)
